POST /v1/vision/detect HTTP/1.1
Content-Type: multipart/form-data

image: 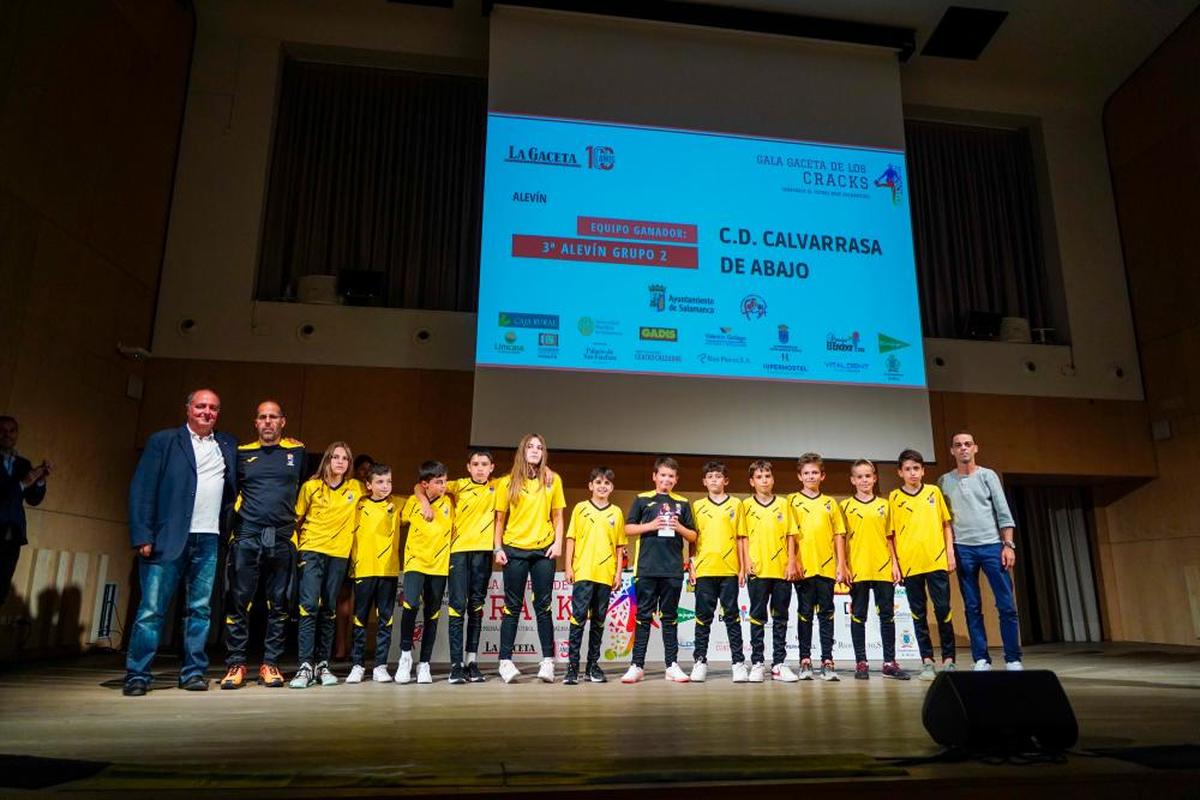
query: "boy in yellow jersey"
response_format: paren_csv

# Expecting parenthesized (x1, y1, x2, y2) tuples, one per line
(291, 442, 363, 689)
(415, 448, 497, 685)
(842, 459, 909, 681)
(346, 464, 403, 684)
(688, 461, 747, 683)
(563, 467, 627, 685)
(788, 452, 848, 682)
(740, 460, 797, 683)
(397, 460, 453, 685)
(621, 456, 697, 684)
(889, 449, 956, 681)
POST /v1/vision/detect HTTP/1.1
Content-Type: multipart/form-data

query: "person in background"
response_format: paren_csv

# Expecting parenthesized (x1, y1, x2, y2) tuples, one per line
(0, 415, 50, 608)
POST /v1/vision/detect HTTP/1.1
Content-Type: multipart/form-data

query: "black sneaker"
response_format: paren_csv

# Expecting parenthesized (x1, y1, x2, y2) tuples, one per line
(448, 663, 466, 684)
(587, 663, 607, 683)
(563, 665, 580, 685)
(466, 662, 487, 683)
(179, 675, 209, 691)
(123, 679, 148, 697)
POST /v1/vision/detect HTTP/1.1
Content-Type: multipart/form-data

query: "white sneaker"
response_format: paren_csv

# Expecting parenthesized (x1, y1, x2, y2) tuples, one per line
(346, 665, 365, 684)
(731, 662, 749, 683)
(620, 665, 645, 684)
(748, 663, 765, 683)
(772, 663, 799, 682)
(690, 661, 708, 682)
(974, 658, 992, 671)
(537, 658, 555, 683)
(396, 651, 413, 684)
(798, 660, 815, 680)
(371, 665, 391, 683)
(664, 662, 690, 683)
(416, 662, 432, 684)
(498, 659, 521, 684)
(1006, 660, 1024, 671)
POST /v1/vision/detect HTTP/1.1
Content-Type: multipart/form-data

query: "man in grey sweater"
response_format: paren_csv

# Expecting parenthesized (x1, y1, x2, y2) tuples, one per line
(938, 432, 1023, 670)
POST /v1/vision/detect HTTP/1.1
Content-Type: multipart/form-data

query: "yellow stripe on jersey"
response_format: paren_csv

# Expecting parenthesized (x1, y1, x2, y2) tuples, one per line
(350, 494, 404, 578)
(888, 484, 952, 577)
(496, 474, 566, 551)
(567, 500, 626, 585)
(788, 491, 846, 580)
(841, 496, 892, 583)
(739, 495, 793, 580)
(447, 478, 498, 553)
(294, 477, 364, 558)
(692, 496, 742, 578)
(401, 494, 454, 576)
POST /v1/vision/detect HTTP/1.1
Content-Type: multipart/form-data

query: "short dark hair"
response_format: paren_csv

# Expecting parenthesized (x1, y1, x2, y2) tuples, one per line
(653, 456, 680, 472)
(748, 459, 772, 476)
(797, 452, 824, 470)
(701, 460, 728, 478)
(897, 449, 925, 466)
(950, 430, 975, 445)
(418, 460, 447, 481)
(467, 447, 494, 463)
(588, 466, 615, 483)
(0, 415, 15, 428)
(354, 454, 375, 470)
(368, 462, 391, 478)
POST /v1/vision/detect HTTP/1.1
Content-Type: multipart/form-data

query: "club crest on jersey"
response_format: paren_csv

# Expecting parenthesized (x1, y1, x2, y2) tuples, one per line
(776, 512, 784, 522)
(927, 494, 936, 505)
(287, 453, 295, 466)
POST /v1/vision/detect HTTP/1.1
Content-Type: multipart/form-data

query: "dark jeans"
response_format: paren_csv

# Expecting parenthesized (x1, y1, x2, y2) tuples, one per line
(448, 550, 492, 664)
(567, 579, 612, 667)
(955, 543, 1023, 663)
(905, 569, 955, 661)
(399, 571, 446, 663)
(296, 551, 348, 665)
(693, 575, 743, 664)
(747, 576, 790, 665)
(849, 580, 896, 663)
(0, 539, 21, 606)
(125, 532, 218, 684)
(795, 575, 835, 663)
(352, 575, 398, 668)
(224, 531, 295, 667)
(499, 546, 555, 660)
(631, 576, 683, 668)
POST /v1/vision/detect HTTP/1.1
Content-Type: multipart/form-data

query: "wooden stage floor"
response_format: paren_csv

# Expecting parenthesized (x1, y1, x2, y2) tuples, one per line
(0, 643, 1197, 798)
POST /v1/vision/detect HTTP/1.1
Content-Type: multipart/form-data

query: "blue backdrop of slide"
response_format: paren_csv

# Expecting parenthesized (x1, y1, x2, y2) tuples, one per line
(477, 113, 925, 388)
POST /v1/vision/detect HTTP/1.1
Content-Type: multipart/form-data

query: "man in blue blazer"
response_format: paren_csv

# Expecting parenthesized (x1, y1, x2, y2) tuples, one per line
(124, 389, 237, 695)
(0, 416, 51, 607)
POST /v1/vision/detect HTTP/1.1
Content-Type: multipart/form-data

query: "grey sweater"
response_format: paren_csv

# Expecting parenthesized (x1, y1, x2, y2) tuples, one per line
(937, 466, 1014, 546)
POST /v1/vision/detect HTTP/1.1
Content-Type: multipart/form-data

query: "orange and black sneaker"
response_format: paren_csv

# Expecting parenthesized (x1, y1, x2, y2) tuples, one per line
(220, 665, 246, 690)
(259, 664, 285, 688)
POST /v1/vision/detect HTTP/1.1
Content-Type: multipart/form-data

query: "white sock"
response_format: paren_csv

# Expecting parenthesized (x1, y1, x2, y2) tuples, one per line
(465, 652, 476, 665)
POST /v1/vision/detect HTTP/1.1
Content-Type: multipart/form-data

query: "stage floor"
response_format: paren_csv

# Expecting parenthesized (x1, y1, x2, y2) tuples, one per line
(1, 643, 1197, 797)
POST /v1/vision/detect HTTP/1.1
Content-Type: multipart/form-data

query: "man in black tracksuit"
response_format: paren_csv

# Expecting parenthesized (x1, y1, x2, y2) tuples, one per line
(219, 401, 306, 689)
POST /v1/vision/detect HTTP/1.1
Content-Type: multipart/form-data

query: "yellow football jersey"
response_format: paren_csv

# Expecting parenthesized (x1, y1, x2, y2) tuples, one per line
(350, 494, 403, 578)
(567, 500, 626, 585)
(294, 477, 365, 558)
(447, 478, 498, 553)
(841, 496, 892, 583)
(739, 495, 794, 580)
(495, 473, 566, 551)
(888, 484, 952, 577)
(692, 496, 742, 578)
(788, 491, 846, 580)
(401, 494, 453, 576)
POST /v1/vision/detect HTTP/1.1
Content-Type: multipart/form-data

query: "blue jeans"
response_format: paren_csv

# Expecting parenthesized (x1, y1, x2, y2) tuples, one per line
(955, 542, 1022, 664)
(125, 533, 218, 684)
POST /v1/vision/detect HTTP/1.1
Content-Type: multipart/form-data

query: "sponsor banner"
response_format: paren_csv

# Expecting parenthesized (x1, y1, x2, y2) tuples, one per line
(392, 572, 920, 664)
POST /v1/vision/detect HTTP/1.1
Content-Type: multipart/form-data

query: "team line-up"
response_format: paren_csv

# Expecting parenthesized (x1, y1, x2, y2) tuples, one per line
(126, 397, 1022, 694)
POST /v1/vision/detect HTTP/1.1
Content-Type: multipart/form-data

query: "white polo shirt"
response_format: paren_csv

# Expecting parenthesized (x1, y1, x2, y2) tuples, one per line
(189, 428, 225, 534)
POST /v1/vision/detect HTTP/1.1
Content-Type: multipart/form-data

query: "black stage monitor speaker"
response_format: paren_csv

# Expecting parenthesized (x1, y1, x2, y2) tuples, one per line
(922, 671, 1078, 753)
(964, 310, 1003, 340)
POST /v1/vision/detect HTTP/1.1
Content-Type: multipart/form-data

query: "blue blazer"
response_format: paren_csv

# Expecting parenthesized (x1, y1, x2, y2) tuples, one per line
(1, 454, 45, 546)
(129, 425, 237, 563)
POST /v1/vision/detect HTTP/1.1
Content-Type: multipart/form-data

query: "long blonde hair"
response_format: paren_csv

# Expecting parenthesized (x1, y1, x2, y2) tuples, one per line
(507, 433, 551, 507)
(313, 441, 353, 487)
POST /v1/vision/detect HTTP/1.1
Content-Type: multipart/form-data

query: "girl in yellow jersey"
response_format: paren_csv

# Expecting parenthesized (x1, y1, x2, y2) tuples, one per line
(290, 441, 363, 688)
(493, 433, 566, 684)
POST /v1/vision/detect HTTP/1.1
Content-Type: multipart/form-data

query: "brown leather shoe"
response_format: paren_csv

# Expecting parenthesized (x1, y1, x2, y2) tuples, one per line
(258, 664, 285, 687)
(219, 665, 246, 690)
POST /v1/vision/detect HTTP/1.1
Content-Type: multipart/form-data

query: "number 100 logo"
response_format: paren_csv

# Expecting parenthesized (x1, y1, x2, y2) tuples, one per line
(587, 145, 615, 170)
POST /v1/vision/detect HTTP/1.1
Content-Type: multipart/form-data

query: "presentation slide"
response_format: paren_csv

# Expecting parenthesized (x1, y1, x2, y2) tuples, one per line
(476, 113, 926, 389)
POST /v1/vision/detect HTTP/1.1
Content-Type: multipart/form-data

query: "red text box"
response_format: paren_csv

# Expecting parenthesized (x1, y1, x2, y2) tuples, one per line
(512, 235, 698, 269)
